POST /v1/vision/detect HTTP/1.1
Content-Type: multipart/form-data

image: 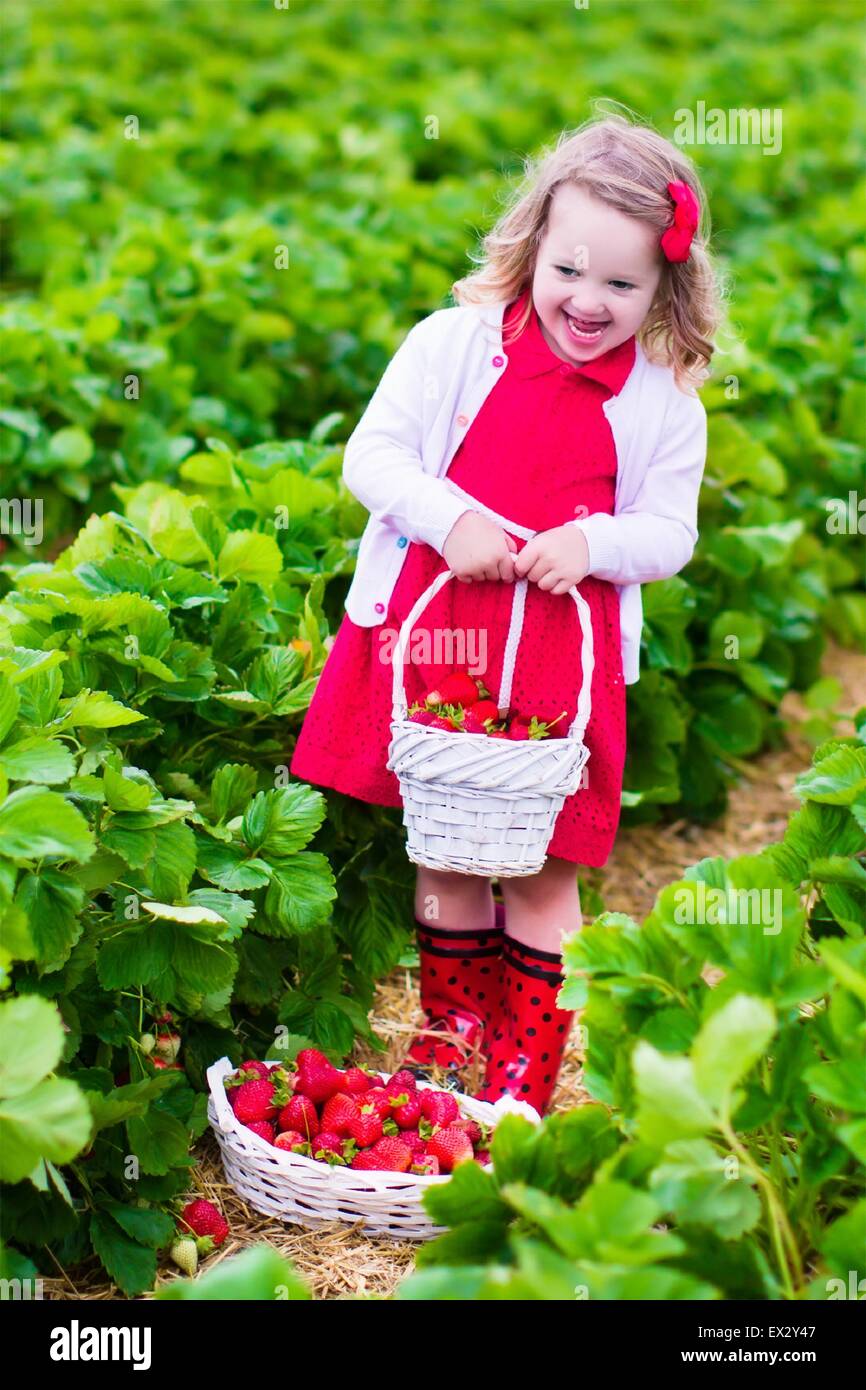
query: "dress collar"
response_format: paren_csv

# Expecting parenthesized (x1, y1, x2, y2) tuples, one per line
(504, 289, 636, 394)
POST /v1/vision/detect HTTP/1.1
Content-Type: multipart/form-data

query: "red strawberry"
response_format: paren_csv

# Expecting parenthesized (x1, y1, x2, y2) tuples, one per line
(244, 1119, 275, 1143)
(427, 1126, 474, 1172)
(461, 709, 489, 734)
(274, 1130, 309, 1154)
(398, 1129, 426, 1155)
(238, 1060, 271, 1079)
(420, 1090, 460, 1127)
(347, 1109, 384, 1148)
(425, 672, 479, 708)
(453, 1117, 485, 1146)
(311, 1130, 352, 1165)
(475, 1150, 492, 1166)
(320, 1092, 361, 1136)
(508, 710, 568, 740)
(472, 698, 500, 723)
(178, 1199, 228, 1247)
(429, 714, 458, 731)
(408, 708, 437, 726)
(390, 1091, 424, 1129)
(411, 1154, 441, 1176)
(385, 1070, 417, 1096)
(351, 1137, 412, 1172)
(341, 1067, 375, 1096)
(359, 1087, 392, 1120)
(487, 729, 508, 738)
(150, 1057, 183, 1071)
(231, 1079, 279, 1123)
(293, 1048, 345, 1103)
(278, 1093, 319, 1139)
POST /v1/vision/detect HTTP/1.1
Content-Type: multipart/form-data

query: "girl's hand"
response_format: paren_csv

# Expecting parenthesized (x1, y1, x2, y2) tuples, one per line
(443, 512, 519, 583)
(512, 525, 590, 595)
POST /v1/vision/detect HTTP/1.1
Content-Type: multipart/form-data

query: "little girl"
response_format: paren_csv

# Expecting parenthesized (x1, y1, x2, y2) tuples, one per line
(291, 113, 723, 1116)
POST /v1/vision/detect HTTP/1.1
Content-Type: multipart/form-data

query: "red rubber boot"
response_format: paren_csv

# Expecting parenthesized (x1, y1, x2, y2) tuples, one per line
(404, 901, 506, 1072)
(474, 933, 574, 1115)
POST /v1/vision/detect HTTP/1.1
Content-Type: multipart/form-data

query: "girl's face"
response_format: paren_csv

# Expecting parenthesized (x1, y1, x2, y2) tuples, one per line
(531, 183, 664, 364)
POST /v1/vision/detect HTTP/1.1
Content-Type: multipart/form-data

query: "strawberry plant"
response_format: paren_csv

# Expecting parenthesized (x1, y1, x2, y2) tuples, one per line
(398, 721, 865, 1300)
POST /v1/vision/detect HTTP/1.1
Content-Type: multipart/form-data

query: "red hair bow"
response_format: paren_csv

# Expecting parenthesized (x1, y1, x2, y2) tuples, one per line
(660, 180, 700, 263)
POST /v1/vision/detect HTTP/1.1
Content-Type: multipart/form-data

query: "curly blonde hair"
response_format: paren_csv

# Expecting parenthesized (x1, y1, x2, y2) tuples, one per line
(451, 107, 726, 394)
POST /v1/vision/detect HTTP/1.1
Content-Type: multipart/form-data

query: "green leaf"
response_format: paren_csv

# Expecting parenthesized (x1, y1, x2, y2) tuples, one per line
(97, 924, 174, 990)
(90, 1210, 158, 1296)
(0, 994, 66, 1095)
(14, 868, 84, 973)
(691, 995, 776, 1110)
(59, 690, 146, 728)
(126, 1108, 196, 1175)
(196, 837, 272, 891)
(150, 821, 197, 900)
(0, 737, 77, 785)
(101, 1200, 175, 1248)
(48, 426, 93, 469)
(0, 787, 94, 862)
(241, 784, 326, 857)
(217, 530, 283, 585)
(633, 1044, 716, 1147)
(795, 746, 866, 805)
(263, 853, 336, 934)
(210, 763, 258, 823)
(650, 1138, 762, 1239)
(0, 676, 20, 745)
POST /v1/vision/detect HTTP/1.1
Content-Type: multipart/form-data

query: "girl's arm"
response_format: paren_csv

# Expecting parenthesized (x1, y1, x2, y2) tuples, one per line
(342, 320, 476, 554)
(568, 390, 707, 584)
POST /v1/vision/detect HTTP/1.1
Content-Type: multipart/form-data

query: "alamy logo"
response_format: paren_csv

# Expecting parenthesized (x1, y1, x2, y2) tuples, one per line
(49, 1320, 152, 1370)
(673, 882, 783, 935)
(0, 497, 43, 546)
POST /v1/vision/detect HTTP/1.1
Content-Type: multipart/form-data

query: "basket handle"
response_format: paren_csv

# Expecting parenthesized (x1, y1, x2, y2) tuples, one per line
(206, 1056, 239, 1130)
(389, 568, 595, 743)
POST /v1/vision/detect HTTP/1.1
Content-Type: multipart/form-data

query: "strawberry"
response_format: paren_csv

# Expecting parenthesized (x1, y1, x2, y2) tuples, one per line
(427, 1125, 474, 1172)
(470, 698, 500, 725)
(424, 672, 479, 709)
(385, 1070, 417, 1096)
(398, 1129, 426, 1155)
(244, 1119, 275, 1143)
(238, 1059, 271, 1080)
(150, 1057, 183, 1071)
(487, 729, 508, 738)
(461, 708, 489, 734)
(429, 714, 458, 731)
(475, 1149, 492, 1166)
(453, 1117, 487, 1146)
(138, 1032, 156, 1055)
(293, 1048, 345, 1103)
(311, 1130, 352, 1165)
(359, 1087, 392, 1120)
(274, 1130, 309, 1154)
(231, 1078, 279, 1123)
(154, 1031, 181, 1062)
(178, 1199, 228, 1247)
(341, 1066, 375, 1096)
(420, 1090, 460, 1127)
(410, 1154, 441, 1176)
(390, 1091, 424, 1129)
(350, 1137, 413, 1172)
(347, 1109, 384, 1148)
(279, 1093, 319, 1139)
(507, 710, 568, 740)
(408, 707, 437, 726)
(320, 1092, 361, 1136)
(169, 1237, 198, 1276)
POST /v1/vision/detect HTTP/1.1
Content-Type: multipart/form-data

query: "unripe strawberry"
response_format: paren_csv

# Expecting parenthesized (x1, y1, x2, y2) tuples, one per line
(155, 1031, 181, 1062)
(169, 1237, 198, 1276)
(139, 1032, 156, 1055)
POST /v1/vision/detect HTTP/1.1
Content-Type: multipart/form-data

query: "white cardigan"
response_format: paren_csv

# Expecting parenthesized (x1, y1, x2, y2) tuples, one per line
(340, 299, 707, 685)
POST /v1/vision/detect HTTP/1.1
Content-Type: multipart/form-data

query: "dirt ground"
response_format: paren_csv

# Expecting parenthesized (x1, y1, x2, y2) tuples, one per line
(42, 643, 864, 1301)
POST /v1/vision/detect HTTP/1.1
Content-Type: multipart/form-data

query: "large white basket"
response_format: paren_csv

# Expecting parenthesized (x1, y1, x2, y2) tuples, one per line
(385, 525, 594, 877)
(206, 1057, 539, 1242)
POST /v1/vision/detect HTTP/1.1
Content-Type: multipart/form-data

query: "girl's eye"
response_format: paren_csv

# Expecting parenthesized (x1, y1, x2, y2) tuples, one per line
(555, 267, 634, 290)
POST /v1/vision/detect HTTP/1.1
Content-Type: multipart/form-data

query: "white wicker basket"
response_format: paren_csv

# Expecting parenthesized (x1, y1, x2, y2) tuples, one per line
(385, 513, 594, 877)
(206, 1057, 540, 1242)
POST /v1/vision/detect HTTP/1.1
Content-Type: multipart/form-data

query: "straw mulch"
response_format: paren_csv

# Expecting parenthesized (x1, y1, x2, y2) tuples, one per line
(42, 643, 864, 1300)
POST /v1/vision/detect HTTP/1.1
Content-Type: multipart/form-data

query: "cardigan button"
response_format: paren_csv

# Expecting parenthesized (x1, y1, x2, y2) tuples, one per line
(573, 504, 589, 518)
(397, 535, 408, 548)
(492, 354, 506, 368)
(559, 363, 574, 377)
(456, 413, 469, 426)
(374, 602, 385, 614)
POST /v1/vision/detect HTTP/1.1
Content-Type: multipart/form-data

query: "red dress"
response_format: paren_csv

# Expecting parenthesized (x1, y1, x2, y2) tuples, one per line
(291, 290, 634, 867)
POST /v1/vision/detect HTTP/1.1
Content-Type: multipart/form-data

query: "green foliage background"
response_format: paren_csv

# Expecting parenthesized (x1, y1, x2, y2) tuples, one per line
(0, 0, 863, 1295)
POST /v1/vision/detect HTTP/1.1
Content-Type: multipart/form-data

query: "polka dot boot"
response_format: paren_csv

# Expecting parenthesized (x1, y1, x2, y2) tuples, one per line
(474, 932, 574, 1116)
(404, 900, 506, 1074)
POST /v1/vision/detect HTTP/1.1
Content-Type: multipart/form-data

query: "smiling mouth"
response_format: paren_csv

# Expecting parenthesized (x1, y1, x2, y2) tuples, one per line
(563, 310, 610, 343)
